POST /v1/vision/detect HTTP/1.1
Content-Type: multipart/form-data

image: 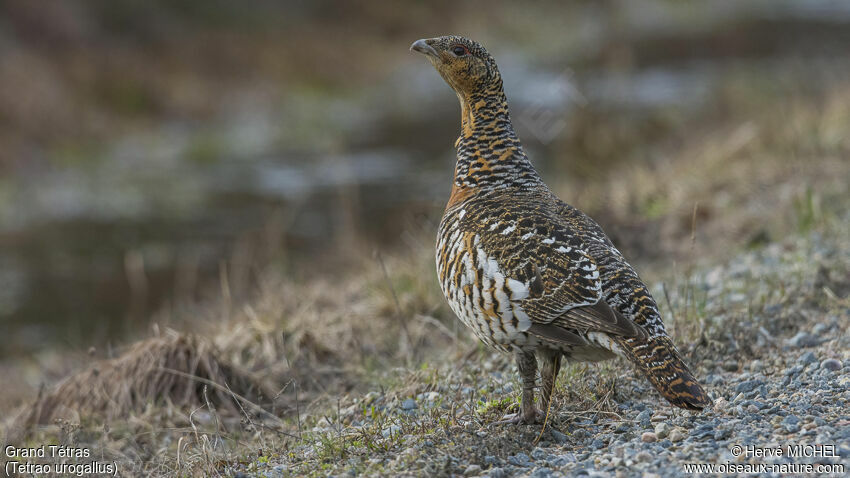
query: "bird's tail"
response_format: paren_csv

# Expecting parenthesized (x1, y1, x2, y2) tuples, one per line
(615, 335, 712, 410)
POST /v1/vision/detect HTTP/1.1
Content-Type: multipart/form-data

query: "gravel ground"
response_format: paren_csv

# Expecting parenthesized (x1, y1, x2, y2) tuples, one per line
(235, 229, 850, 477)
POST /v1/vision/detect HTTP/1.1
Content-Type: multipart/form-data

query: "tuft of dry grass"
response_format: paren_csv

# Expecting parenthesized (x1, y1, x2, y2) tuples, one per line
(6, 330, 269, 445)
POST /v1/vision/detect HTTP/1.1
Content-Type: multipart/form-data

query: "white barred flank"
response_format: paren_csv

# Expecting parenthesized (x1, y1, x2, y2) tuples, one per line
(437, 218, 538, 350)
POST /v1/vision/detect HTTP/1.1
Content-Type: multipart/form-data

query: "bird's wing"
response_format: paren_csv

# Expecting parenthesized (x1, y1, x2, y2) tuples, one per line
(475, 210, 646, 342)
(518, 246, 647, 340)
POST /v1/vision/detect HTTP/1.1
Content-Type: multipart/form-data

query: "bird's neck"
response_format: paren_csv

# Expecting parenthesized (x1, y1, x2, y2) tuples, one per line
(450, 88, 541, 198)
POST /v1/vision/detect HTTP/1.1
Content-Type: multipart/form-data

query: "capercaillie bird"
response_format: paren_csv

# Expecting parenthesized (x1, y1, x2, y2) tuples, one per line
(411, 35, 712, 424)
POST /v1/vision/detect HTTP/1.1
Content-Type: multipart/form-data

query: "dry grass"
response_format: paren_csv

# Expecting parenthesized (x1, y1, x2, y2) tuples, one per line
(555, 84, 850, 275)
(1, 78, 848, 476)
(5, 330, 269, 445)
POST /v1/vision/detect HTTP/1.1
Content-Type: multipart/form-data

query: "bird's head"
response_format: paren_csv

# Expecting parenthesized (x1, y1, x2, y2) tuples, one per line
(410, 35, 502, 98)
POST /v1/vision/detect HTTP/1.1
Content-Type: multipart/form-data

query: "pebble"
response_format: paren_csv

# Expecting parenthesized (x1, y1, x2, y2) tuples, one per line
(641, 432, 657, 443)
(636, 451, 653, 463)
(668, 428, 686, 442)
(507, 453, 530, 466)
(401, 398, 417, 410)
(418, 391, 441, 403)
(488, 468, 506, 478)
(548, 453, 576, 467)
(550, 429, 568, 444)
(821, 358, 842, 371)
(654, 423, 670, 439)
(798, 351, 817, 365)
(531, 447, 548, 460)
(783, 415, 801, 433)
(464, 464, 481, 476)
(788, 332, 820, 348)
(735, 379, 763, 393)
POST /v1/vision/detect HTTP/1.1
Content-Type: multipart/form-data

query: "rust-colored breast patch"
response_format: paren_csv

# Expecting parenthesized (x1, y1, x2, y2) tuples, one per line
(446, 183, 474, 210)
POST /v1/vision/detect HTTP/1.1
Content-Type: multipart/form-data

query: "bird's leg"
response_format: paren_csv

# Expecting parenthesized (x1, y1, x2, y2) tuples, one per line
(494, 351, 543, 425)
(539, 349, 561, 415)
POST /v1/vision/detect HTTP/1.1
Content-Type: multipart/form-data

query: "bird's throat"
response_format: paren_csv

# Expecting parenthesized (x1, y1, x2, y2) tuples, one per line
(450, 91, 538, 194)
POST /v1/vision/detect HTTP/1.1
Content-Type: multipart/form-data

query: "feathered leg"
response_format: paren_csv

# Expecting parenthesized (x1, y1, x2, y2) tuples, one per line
(539, 349, 561, 413)
(494, 351, 543, 425)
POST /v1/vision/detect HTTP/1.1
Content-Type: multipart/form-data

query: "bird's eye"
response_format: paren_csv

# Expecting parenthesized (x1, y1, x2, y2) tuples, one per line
(452, 45, 469, 56)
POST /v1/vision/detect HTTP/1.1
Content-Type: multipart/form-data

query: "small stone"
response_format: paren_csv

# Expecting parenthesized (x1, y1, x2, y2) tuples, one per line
(464, 464, 481, 476)
(798, 352, 817, 365)
(531, 447, 548, 460)
(821, 359, 842, 371)
(654, 422, 670, 439)
(420, 391, 441, 404)
(508, 453, 530, 466)
(669, 428, 686, 442)
(785, 365, 804, 376)
(811, 323, 831, 335)
(550, 430, 568, 444)
(530, 468, 553, 478)
(640, 432, 657, 443)
(636, 409, 652, 426)
(401, 398, 417, 410)
(488, 467, 506, 478)
(635, 451, 653, 463)
(381, 425, 401, 438)
(614, 422, 630, 433)
(747, 404, 759, 413)
(736, 380, 763, 393)
(783, 415, 801, 433)
(484, 455, 497, 465)
(722, 361, 739, 372)
(548, 453, 576, 467)
(788, 332, 819, 348)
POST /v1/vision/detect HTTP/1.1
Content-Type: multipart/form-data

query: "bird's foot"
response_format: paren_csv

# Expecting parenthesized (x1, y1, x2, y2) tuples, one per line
(491, 408, 545, 426)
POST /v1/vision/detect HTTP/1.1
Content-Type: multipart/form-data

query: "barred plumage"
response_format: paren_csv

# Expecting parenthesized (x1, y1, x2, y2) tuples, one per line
(412, 35, 711, 424)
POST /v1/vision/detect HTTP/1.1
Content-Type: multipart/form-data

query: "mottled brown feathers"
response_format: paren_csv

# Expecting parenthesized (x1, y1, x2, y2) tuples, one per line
(413, 35, 711, 418)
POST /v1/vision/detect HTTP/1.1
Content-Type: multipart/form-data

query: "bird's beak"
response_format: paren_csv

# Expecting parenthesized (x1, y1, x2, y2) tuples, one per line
(410, 39, 439, 59)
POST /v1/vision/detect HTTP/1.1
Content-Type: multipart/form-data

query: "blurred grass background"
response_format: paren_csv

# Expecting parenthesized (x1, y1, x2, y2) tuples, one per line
(0, 0, 848, 360)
